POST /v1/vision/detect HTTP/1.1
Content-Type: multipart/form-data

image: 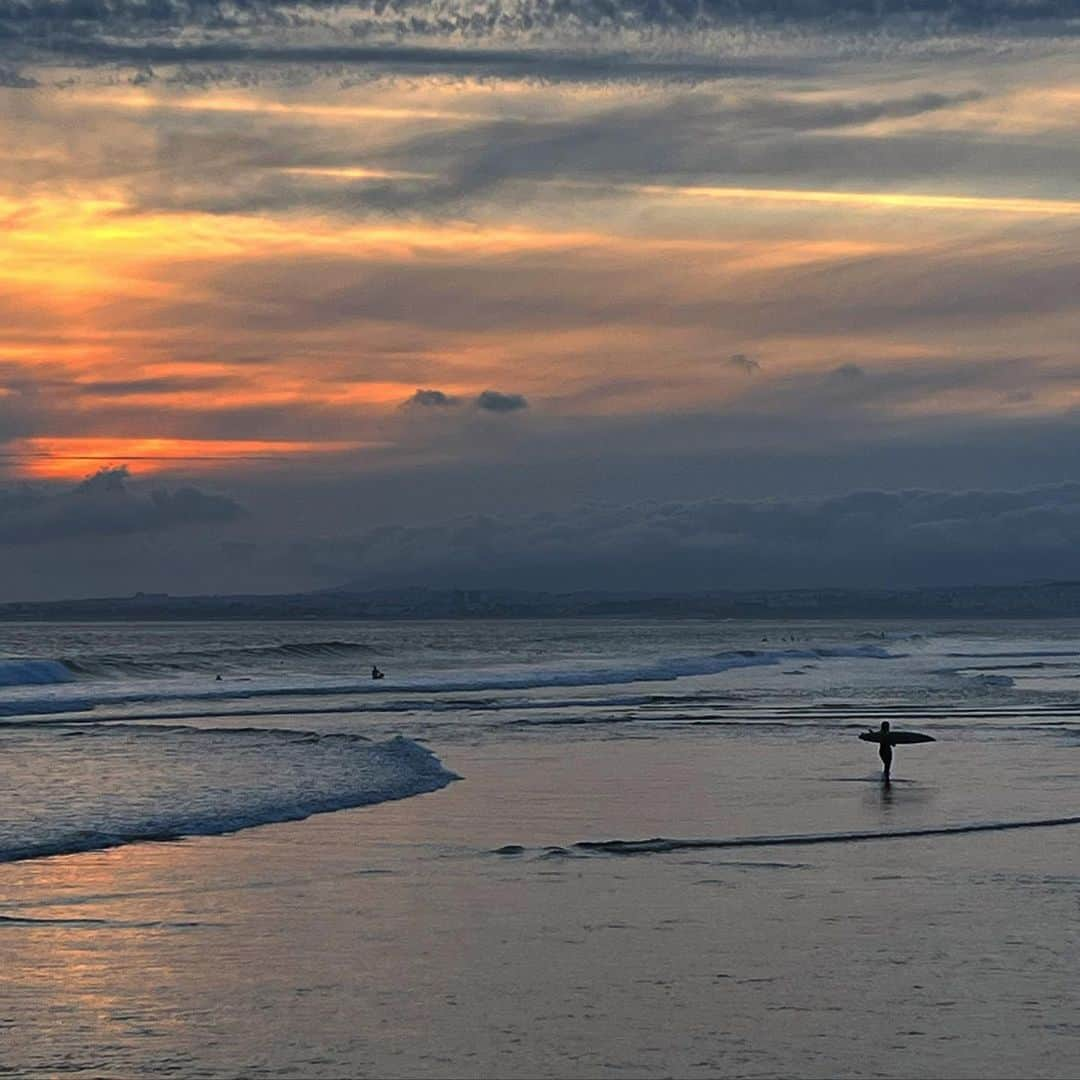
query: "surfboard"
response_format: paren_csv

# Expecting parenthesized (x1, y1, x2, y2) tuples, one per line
(859, 731, 935, 745)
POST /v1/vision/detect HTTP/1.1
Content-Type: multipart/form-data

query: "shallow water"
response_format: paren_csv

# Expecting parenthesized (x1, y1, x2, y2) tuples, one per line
(1, 618, 1078, 1076)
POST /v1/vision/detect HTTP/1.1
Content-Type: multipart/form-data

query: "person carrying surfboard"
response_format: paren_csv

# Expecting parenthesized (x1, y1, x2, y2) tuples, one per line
(858, 721, 935, 783)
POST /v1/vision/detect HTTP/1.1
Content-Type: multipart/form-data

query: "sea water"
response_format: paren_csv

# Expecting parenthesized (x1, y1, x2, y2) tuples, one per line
(1, 618, 1078, 863)
(2, 618, 1079, 1078)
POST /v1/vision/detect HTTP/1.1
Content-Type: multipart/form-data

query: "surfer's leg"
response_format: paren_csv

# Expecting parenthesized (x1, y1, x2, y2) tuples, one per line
(879, 744, 892, 782)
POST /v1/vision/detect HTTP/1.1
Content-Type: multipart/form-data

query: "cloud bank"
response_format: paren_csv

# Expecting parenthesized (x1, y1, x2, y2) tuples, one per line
(0, 466, 244, 545)
(287, 484, 1080, 592)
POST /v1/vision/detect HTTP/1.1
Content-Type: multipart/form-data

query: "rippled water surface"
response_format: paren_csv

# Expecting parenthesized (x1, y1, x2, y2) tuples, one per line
(1, 618, 1078, 1077)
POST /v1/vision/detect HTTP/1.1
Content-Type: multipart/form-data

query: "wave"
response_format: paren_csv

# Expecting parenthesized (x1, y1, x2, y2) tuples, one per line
(0, 731, 457, 864)
(572, 815, 1080, 855)
(958, 662, 1074, 671)
(180, 643, 895, 695)
(0, 914, 209, 929)
(0, 644, 897, 720)
(0, 641, 889, 693)
(968, 674, 1015, 687)
(946, 650, 1080, 659)
(0, 659, 75, 688)
(61, 639, 374, 679)
(0, 641, 374, 688)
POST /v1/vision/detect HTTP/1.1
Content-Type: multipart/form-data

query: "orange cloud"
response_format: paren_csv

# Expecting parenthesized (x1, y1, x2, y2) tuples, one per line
(566, 182, 1080, 217)
(4, 438, 371, 480)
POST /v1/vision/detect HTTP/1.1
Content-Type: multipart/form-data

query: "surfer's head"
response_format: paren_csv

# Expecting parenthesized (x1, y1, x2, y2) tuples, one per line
(880, 720, 890, 732)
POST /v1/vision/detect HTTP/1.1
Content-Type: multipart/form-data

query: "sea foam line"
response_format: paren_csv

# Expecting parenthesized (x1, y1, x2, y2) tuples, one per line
(573, 815, 1080, 854)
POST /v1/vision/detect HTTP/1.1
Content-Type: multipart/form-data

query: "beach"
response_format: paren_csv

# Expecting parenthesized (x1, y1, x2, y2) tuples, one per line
(2, 619, 1079, 1077)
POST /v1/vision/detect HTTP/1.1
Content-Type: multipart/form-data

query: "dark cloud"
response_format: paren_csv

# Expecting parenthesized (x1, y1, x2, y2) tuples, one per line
(4, 0, 1075, 86)
(831, 363, 866, 380)
(0, 66, 35, 86)
(75, 375, 237, 397)
(405, 388, 459, 408)
(729, 90, 986, 132)
(5, 38, 805, 83)
(726, 353, 760, 374)
(290, 482, 1080, 592)
(5, 0, 1076, 43)
(0, 465, 244, 545)
(476, 390, 528, 413)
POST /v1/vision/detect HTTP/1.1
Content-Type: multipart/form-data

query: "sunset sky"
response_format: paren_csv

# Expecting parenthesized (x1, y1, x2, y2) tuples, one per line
(2, 1, 1078, 598)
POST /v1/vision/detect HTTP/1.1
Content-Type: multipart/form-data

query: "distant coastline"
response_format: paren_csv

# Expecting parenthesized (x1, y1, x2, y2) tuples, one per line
(6, 582, 1080, 620)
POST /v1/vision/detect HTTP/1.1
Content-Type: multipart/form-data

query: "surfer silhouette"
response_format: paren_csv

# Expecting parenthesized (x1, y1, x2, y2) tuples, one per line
(876, 720, 893, 783)
(371, 665, 385, 680)
(858, 720, 935, 783)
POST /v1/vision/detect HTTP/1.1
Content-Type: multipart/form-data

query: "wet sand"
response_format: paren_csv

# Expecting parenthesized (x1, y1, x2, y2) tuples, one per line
(2, 732, 1078, 1078)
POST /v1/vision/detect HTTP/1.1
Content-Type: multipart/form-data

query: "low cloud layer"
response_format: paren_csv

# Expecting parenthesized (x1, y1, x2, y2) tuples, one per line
(291, 484, 1080, 592)
(0, 466, 244, 545)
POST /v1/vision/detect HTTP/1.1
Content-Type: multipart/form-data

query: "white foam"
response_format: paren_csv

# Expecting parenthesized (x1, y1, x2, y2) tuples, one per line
(0, 730, 457, 863)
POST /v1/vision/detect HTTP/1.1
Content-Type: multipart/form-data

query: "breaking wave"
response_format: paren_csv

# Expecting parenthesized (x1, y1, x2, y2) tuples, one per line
(0, 659, 76, 687)
(61, 639, 375, 678)
(0, 643, 898, 720)
(0, 640, 374, 688)
(2, 641, 894, 691)
(0, 728, 457, 864)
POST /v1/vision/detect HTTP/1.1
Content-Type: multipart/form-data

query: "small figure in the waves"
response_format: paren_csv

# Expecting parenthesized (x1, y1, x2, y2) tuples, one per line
(215, 673, 222, 681)
(371, 665, 385, 680)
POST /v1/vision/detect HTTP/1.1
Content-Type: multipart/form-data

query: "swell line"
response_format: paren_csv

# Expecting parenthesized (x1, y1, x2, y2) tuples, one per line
(575, 815, 1080, 855)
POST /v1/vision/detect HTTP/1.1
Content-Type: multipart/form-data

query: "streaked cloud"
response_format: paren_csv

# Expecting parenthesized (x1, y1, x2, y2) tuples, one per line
(0, 0, 1076, 596)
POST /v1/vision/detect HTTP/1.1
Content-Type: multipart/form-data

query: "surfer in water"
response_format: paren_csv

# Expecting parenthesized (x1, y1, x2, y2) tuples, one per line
(371, 665, 385, 680)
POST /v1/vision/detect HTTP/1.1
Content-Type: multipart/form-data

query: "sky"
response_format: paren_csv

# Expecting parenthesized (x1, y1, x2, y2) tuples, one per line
(1, 0, 1079, 599)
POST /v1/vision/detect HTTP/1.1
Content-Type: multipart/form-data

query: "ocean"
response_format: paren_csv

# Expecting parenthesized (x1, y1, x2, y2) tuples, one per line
(1, 618, 1078, 1077)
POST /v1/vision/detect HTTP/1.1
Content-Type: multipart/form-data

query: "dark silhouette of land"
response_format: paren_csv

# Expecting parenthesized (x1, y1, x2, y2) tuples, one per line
(5, 581, 1080, 619)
